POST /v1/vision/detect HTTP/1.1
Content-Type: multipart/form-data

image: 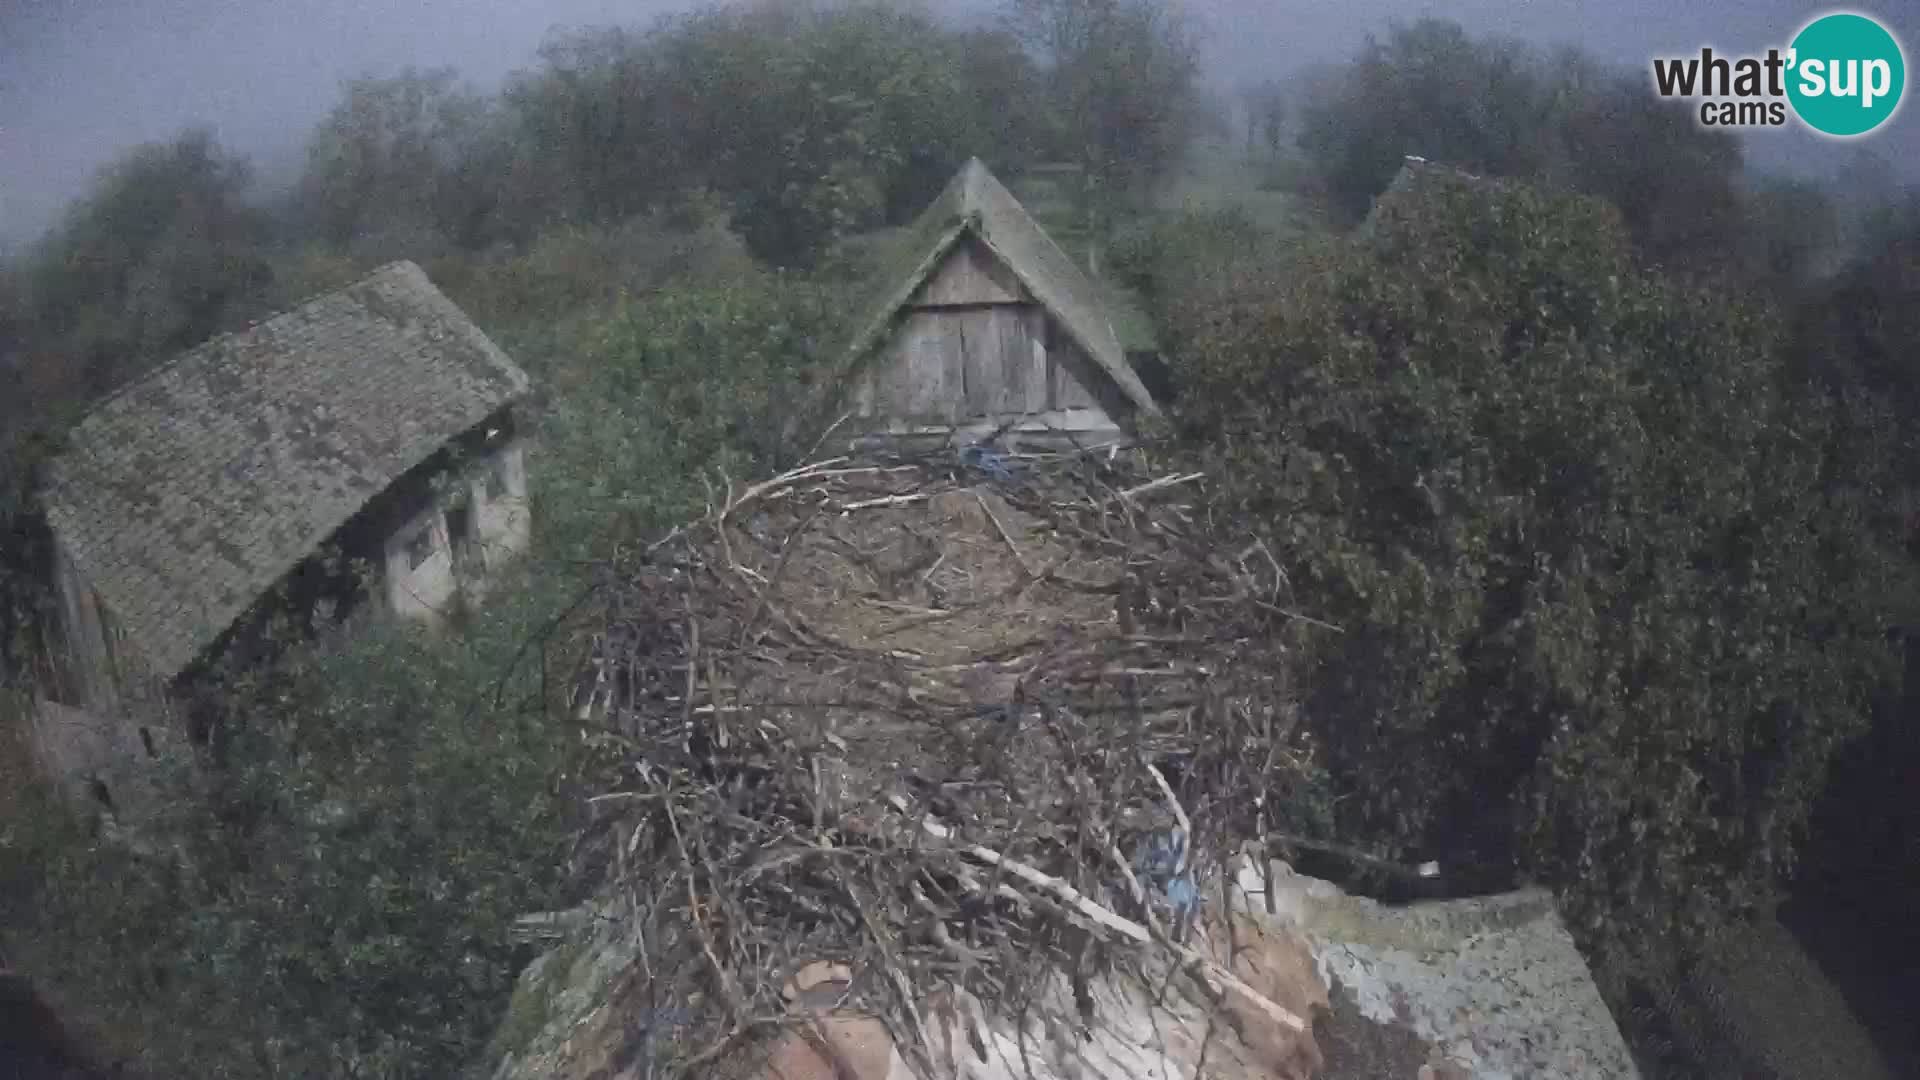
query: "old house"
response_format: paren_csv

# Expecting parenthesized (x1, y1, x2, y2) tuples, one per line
(828, 158, 1161, 450)
(29, 260, 532, 813)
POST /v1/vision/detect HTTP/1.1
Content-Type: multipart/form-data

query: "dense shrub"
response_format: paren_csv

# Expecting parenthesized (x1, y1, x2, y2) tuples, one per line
(538, 273, 847, 551)
(1, 586, 577, 1078)
(1161, 170, 1912, 968)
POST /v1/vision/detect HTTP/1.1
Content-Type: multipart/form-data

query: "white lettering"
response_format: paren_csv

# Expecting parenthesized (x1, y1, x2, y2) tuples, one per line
(1800, 57, 1827, 96)
(1863, 59, 1892, 108)
(1830, 58, 1858, 99)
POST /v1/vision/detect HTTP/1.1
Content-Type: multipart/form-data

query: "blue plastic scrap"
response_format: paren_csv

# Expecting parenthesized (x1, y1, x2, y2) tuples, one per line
(1132, 828, 1199, 921)
(958, 444, 1016, 484)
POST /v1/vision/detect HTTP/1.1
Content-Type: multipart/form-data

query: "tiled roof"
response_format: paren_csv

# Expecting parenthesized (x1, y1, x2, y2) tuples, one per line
(42, 261, 529, 680)
(836, 158, 1160, 418)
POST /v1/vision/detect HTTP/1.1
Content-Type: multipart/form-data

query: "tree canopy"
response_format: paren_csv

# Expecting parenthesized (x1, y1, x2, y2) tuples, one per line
(1161, 169, 1912, 965)
(1295, 19, 1767, 278)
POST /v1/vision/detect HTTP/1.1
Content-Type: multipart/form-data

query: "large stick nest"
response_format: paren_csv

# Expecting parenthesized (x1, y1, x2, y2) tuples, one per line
(563, 445, 1328, 1077)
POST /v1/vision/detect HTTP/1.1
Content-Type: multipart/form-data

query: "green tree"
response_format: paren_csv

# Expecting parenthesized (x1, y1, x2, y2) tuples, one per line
(24, 130, 271, 396)
(1742, 174, 1840, 293)
(1298, 19, 1564, 221)
(1239, 80, 1286, 160)
(945, 26, 1052, 202)
(1793, 195, 1920, 422)
(1161, 168, 1908, 969)
(298, 68, 494, 255)
(677, 3, 1000, 264)
(1, 588, 578, 1078)
(1556, 72, 1745, 275)
(1294, 18, 1751, 276)
(502, 26, 685, 232)
(1005, 0, 1203, 220)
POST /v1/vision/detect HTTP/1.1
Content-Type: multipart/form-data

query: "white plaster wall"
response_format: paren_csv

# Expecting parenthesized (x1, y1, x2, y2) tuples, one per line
(384, 504, 458, 622)
(471, 441, 531, 567)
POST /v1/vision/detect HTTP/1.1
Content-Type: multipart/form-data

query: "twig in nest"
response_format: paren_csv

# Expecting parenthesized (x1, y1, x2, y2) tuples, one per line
(1103, 837, 1167, 942)
(724, 458, 853, 519)
(801, 411, 853, 464)
(665, 796, 741, 1018)
(839, 491, 937, 511)
(1118, 472, 1205, 501)
(929, 822, 1307, 1035)
(972, 490, 1034, 577)
(682, 595, 699, 734)
(1143, 761, 1192, 876)
(844, 877, 936, 1075)
(1252, 600, 1344, 634)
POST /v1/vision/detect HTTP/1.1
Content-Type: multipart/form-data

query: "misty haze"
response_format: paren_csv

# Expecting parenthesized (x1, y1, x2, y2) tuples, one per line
(3, 1, 1919, 1078)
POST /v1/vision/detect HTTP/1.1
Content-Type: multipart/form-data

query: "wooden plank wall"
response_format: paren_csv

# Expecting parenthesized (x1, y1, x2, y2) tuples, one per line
(860, 239, 1109, 426)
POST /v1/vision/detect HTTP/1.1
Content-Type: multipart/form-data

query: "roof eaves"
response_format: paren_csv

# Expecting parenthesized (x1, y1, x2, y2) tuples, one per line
(840, 214, 974, 371)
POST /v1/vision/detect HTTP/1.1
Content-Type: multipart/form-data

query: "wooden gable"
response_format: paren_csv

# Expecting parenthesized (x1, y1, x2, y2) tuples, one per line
(909, 236, 1027, 308)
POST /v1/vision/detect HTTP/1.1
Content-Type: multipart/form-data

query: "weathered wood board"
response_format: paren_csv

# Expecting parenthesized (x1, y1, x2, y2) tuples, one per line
(912, 237, 1027, 307)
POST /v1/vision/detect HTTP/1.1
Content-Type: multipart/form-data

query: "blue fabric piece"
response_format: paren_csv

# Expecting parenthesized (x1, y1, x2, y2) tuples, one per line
(1132, 828, 1198, 921)
(958, 444, 1016, 484)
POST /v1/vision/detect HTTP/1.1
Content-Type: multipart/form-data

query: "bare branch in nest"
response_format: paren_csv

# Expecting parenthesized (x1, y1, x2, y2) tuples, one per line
(559, 444, 1325, 1076)
(972, 489, 1034, 577)
(1119, 471, 1205, 501)
(1144, 761, 1193, 875)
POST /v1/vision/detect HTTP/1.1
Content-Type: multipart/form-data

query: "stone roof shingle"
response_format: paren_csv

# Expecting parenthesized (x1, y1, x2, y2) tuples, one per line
(42, 260, 529, 680)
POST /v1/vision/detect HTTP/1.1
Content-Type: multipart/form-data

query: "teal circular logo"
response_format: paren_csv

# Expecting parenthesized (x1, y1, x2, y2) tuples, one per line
(1787, 12, 1906, 136)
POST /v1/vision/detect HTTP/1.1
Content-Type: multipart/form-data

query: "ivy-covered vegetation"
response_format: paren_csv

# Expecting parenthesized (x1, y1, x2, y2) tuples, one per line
(1158, 170, 1913, 958)
(4, 1, 1920, 1076)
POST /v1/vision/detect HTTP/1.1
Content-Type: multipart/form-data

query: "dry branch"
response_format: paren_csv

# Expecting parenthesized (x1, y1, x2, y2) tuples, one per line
(561, 443, 1323, 1076)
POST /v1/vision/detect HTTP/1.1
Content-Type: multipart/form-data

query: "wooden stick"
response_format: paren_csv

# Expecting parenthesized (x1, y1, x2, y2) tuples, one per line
(943, 830, 1307, 1034)
(973, 490, 1034, 576)
(1118, 472, 1205, 501)
(1252, 600, 1345, 634)
(1144, 761, 1192, 876)
(839, 492, 937, 511)
(723, 457, 853, 518)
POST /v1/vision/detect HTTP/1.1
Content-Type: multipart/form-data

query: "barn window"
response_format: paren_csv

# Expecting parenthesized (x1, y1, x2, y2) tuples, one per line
(405, 524, 436, 570)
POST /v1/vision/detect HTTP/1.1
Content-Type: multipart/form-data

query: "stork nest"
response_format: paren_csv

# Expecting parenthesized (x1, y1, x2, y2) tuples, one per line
(562, 445, 1331, 1077)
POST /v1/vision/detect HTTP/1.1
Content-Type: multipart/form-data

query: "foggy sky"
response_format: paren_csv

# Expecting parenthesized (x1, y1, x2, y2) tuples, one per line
(3, 0, 1916, 254)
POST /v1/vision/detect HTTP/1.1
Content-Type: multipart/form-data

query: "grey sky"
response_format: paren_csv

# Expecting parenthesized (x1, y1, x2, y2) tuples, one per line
(2, 0, 1916, 253)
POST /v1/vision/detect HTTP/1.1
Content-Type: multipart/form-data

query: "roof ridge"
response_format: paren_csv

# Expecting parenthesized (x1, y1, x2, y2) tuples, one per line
(70, 260, 423, 427)
(973, 163, 1110, 317)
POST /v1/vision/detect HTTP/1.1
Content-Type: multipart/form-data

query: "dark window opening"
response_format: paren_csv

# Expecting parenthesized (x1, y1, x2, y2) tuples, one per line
(446, 504, 472, 548)
(405, 525, 435, 571)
